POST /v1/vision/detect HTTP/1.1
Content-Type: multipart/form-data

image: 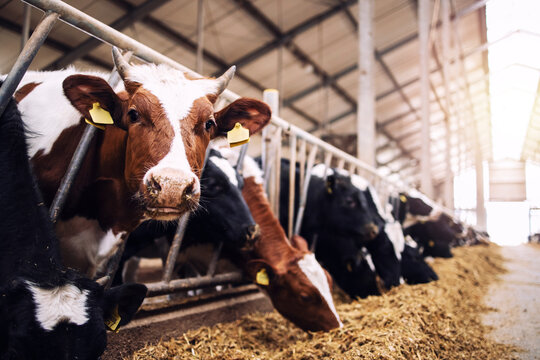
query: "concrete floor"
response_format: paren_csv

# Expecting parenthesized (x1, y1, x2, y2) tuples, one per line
(482, 244, 540, 359)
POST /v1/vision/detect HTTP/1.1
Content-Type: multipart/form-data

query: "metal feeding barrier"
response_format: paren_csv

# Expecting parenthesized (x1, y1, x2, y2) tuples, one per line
(1, 0, 426, 304)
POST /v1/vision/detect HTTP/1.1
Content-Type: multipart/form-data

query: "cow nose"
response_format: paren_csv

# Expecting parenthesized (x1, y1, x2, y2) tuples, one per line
(364, 223, 379, 240)
(145, 168, 200, 205)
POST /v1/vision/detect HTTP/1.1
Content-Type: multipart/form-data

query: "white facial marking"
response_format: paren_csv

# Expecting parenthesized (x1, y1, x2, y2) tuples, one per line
(384, 222, 405, 260)
(26, 281, 89, 331)
(310, 164, 333, 178)
(298, 254, 343, 328)
(127, 65, 219, 188)
(405, 235, 418, 248)
(98, 230, 126, 257)
(350, 174, 369, 191)
(209, 155, 238, 187)
(402, 210, 442, 229)
(363, 250, 376, 272)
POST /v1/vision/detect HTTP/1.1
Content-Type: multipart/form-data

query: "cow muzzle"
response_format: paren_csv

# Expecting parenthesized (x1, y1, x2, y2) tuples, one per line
(363, 222, 379, 240)
(143, 168, 200, 220)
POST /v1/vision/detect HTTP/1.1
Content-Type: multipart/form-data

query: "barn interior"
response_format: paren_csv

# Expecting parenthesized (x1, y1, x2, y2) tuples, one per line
(0, 0, 539, 359)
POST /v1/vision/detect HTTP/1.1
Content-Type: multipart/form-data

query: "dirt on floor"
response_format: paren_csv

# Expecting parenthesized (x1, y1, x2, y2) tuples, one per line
(125, 245, 520, 360)
(482, 243, 540, 360)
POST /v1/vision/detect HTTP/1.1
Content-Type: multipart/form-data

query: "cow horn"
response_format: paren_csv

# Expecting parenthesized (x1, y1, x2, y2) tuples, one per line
(215, 65, 236, 95)
(95, 275, 110, 287)
(112, 47, 131, 80)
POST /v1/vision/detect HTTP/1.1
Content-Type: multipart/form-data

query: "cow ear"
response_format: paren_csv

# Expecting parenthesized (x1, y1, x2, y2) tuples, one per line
(290, 235, 309, 252)
(245, 260, 276, 287)
(213, 98, 271, 138)
(101, 283, 147, 330)
(63, 75, 127, 130)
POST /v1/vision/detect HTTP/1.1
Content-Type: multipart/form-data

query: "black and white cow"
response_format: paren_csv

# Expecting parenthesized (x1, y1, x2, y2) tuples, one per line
(397, 191, 462, 258)
(0, 87, 146, 359)
(277, 161, 384, 298)
(113, 148, 258, 285)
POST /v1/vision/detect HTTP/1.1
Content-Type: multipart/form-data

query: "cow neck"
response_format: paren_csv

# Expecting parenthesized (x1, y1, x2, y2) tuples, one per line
(241, 177, 296, 268)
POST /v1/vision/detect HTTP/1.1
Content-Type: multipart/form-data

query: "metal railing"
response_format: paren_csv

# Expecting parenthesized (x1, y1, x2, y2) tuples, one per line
(0, 0, 447, 303)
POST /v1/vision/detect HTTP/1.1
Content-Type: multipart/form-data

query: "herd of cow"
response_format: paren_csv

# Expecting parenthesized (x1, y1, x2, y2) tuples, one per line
(0, 48, 489, 359)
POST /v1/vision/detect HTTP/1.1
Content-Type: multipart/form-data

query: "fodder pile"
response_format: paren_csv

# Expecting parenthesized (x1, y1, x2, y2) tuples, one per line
(130, 245, 519, 360)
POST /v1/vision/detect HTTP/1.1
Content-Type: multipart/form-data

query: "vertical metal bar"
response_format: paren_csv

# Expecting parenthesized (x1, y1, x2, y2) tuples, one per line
(162, 213, 190, 282)
(195, 0, 205, 74)
(273, 128, 282, 217)
(206, 241, 224, 277)
(288, 134, 297, 239)
(348, 162, 356, 175)
(357, 0, 375, 166)
(418, 0, 433, 197)
(442, 0, 454, 210)
(49, 126, 97, 222)
(294, 144, 318, 236)
(337, 158, 345, 170)
(21, 4, 32, 50)
(323, 152, 332, 175)
(0, 11, 59, 117)
(298, 139, 306, 190)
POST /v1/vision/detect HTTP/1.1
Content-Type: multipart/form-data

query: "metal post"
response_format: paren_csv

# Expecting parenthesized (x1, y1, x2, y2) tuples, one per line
(357, 0, 375, 166)
(206, 241, 223, 277)
(288, 134, 297, 239)
(442, 0, 454, 210)
(162, 213, 190, 282)
(418, 0, 433, 197)
(475, 143, 486, 230)
(21, 4, 32, 50)
(298, 138, 306, 190)
(294, 144, 318, 236)
(195, 0, 205, 74)
(0, 11, 58, 117)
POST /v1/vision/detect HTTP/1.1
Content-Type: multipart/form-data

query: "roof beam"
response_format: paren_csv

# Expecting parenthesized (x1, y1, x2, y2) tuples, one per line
(0, 16, 110, 69)
(44, 0, 170, 70)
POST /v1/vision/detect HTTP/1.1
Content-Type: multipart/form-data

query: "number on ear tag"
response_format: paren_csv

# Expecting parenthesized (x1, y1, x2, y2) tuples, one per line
(256, 268, 269, 286)
(104, 305, 121, 333)
(227, 122, 250, 148)
(89, 102, 114, 125)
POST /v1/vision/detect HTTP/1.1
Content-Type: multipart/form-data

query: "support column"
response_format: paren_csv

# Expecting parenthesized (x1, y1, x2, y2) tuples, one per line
(442, 0, 454, 209)
(195, 0, 205, 74)
(356, 0, 375, 166)
(418, 0, 433, 197)
(475, 143, 486, 229)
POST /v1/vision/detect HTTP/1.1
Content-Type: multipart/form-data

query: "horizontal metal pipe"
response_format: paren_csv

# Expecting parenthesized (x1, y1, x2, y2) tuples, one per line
(146, 272, 245, 296)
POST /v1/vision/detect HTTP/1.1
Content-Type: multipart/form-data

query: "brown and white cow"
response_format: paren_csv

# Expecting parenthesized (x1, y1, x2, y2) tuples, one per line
(10, 48, 271, 277)
(218, 146, 342, 332)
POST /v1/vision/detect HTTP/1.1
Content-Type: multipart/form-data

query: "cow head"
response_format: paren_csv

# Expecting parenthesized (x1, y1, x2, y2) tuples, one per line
(63, 47, 270, 221)
(246, 235, 342, 332)
(309, 166, 378, 241)
(0, 272, 146, 359)
(186, 149, 259, 248)
(401, 240, 438, 284)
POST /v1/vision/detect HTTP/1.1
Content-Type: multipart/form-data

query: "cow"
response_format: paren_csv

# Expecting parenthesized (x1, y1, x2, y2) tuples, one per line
(10, 47, 271, 278)
(400, 236, 439, 284)
(397, 191, 462, 258)
(219, 148, 342, 331)
(0, 86, 146, 359)
(113, 148, 259, 285)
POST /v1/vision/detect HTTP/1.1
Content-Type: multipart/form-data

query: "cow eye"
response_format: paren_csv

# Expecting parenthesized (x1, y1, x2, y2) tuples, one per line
(345, 196, 356, 209)
(300, 293, 313, 303)
(128, 109, 139, 123)
(205, 116, 216, 131)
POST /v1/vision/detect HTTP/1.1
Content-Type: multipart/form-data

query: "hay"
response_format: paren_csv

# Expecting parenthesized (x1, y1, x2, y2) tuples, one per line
(130, 245, 519, 360)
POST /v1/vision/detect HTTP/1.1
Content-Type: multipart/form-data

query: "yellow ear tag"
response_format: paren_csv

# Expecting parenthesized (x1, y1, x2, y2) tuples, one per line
(346, 262, 353, 272)
(89, 102, 114, 125)
(227, 122, 250, 148)
(399, 195, 407, 203)
(84, 118, 106, 130)
(256, 268, 270, 286)
(104, 305, 121, 333)
(428, 240, 435, 247)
